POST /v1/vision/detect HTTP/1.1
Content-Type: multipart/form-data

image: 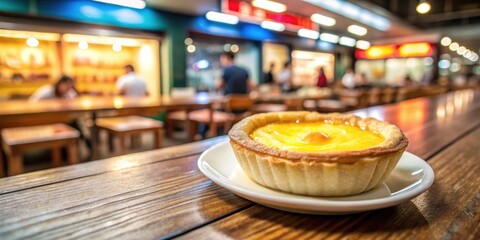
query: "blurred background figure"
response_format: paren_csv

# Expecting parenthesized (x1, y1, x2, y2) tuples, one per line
(30, 75, 78, 100)
(316, 67, 328, 88)
(277, 61, 292, 93)
(342, 69, 355, 89)
(263, 62, 275, 84)
(216, 51, 252, 95)
(116, 64, 147, 97)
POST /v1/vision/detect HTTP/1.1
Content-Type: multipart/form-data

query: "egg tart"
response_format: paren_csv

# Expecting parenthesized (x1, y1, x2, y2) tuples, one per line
(228, 112, 408, 197)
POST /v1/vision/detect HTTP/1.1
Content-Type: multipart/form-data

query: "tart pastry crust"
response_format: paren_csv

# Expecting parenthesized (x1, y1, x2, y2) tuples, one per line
(228, 112, 408, 196)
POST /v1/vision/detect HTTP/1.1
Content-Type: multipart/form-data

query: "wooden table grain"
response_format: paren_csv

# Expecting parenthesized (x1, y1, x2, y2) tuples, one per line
(0, 89, 479, 240)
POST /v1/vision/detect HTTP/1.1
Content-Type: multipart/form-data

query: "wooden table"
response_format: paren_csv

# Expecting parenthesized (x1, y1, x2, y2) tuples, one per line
(0, 95, 220, 158)
(0, 89, 479, 239)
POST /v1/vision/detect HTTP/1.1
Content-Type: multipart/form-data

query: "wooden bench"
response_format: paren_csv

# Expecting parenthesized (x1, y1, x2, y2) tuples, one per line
(96, 116, 163, 154)
(1, 123, 79, 176)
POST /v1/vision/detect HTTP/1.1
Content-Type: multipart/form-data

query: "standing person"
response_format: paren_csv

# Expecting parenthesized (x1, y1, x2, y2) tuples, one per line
(277, 61, 292, 92)
(341, 69, 356, 89)
(263, 62, 275, 84)
(116, 64, 147, 97)
(316, 67, 328, 88)
(216, 51, 252, 95)
(30, 75, 78, 100)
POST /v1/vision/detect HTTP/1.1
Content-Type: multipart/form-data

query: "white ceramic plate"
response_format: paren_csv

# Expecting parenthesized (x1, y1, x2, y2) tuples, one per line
(198, 141, 435, 215)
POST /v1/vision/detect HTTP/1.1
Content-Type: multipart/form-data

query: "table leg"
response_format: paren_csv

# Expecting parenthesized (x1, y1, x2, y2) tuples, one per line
(68, 141, 79, 164)
(90, 112, 97, 160)
(52, 146, 62, 167)
(119, 134, 126, 154)
(0, 148, 4, 177)
(7, 151, 22, 176)
(155, 129, 163, 149)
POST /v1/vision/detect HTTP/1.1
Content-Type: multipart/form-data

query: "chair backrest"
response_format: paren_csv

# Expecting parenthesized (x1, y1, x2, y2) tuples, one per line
(224, 94, 254, 113)
(368, 88, 383, 106)
(284, 98, 304, 110)
(171, 87, 196, 98)
(338, 89, 368, 109)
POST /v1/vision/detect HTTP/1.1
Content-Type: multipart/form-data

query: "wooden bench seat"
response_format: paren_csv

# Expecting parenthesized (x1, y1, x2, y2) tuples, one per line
(96, 116, 163, 154)
(1, 123, 79, 176)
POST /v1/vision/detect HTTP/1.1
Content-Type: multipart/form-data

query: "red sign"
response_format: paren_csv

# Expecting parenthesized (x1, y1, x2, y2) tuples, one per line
(222, 0, 317, 31)
(355, 42, 434, 59)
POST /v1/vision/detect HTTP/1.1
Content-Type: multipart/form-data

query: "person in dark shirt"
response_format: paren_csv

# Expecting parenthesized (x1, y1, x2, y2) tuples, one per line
(216, 51, 251, 95)
(263, 62, 275, 84)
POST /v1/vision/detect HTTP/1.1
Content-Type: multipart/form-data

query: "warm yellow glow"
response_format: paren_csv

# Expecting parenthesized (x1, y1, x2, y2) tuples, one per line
(365, 45, 395, 58)
(0, 29, 60, 41)
(78, 41, 89, 50)
(63, 33, 150, 46)
(252, 0, 287, 13)
(112, 42, 122, 52)
(26, 37, 39, 47)
(398, 42, 432, 57)
(113, 97, 124, 109)
(251, 122, 384, 152)
(416, 2, 431, 14)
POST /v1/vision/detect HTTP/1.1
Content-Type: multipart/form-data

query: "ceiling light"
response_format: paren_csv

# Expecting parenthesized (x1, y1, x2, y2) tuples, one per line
(320, 33, 339, 43)
(184, 38, 193, 45)
(206, 11, 239, 25)
(356, 40, 370, 50)
(78, 41, 88, 50)
(187, 45, 196, 53)
(347, 25, 367, 36)
(456, 46, 466, 55)
(26, 37, 39, 47)
(416, 1, 431, 14)
(438, 59, 450, 69)
(449, 42, 459, 51)
(440, 37, 451, 46)
(260, 20, 285, 32)
(339, 36, 356, 47)
(252, 0, 287, 13)
(470, 53, 479, 62)
(463, 50, 472, 58)
(231, 44, 239, 53)
(297, 28, 319, 39)
(310, 13, 336, 26)
(93, 0, 146, 9)
(305, 0, 390, 31)
(112, 42, 122, 52)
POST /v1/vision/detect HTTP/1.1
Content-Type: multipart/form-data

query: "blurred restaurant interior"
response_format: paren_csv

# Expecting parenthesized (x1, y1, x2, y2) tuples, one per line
(0, 0, 479, 238)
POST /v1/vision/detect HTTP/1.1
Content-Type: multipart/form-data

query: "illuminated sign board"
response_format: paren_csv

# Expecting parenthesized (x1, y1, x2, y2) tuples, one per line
(355, 42, 434, 59)
(222, 0, 318, 31)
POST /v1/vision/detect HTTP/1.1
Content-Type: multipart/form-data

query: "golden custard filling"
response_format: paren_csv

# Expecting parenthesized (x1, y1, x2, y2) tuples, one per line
(250, 122, 385, 153)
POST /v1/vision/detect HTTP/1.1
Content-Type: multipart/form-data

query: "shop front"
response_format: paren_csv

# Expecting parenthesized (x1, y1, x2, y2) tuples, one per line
(185, 35, 260, 92)
(0, 28, 161, 99)
(354, 42, 436, 86)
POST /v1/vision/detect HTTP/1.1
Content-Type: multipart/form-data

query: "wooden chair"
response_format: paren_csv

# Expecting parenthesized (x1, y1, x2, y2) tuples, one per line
(96, 116, 163, 154)
(188, 94, 253, 139)
(166, 87, 196, 137)
(1, 123, 79, 176)
(367, 88, 384, 106)
(382, 87, 398, 104)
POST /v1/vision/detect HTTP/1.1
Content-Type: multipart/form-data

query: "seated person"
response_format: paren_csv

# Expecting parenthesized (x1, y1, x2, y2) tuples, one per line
(30, 75, 78, 100)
